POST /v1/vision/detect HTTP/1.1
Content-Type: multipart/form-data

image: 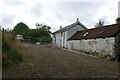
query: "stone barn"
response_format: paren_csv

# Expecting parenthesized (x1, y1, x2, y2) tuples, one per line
(68, 23, 120, 58)
(52, 18, 87, 48)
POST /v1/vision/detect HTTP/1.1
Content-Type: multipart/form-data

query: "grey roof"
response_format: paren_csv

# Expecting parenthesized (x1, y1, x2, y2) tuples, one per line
(53, 19, 87, 34)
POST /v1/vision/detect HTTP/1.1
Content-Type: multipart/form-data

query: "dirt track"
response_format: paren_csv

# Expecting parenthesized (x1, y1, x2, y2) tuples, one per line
(2, 44, 118, 78)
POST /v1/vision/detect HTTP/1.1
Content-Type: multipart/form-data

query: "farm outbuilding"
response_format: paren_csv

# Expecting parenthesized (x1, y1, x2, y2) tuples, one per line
(68, 23, 120, 58)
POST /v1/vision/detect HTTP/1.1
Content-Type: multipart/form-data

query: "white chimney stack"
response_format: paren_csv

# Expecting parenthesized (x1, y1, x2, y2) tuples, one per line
(60, 26, 62, 29)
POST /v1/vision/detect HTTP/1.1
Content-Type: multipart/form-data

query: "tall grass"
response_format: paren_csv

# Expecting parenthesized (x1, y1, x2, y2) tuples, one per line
(2, 31, 24, 67)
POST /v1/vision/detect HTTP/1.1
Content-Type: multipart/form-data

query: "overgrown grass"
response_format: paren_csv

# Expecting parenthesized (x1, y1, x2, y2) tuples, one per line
(2, 31, 24, 68)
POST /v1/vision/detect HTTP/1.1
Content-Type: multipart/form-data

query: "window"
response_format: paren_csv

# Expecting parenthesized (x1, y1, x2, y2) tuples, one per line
(83, 32, 89, 36)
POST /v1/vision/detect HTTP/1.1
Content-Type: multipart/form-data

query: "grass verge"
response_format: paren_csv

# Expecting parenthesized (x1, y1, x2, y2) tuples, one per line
(2, 31, 24, 68)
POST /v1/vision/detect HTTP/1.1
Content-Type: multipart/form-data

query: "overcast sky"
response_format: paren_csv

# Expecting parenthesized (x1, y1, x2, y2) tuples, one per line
(0, 0, 119, 32)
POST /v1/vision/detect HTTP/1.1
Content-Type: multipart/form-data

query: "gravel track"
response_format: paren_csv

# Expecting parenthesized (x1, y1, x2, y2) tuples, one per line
(2, 44, 119, 78)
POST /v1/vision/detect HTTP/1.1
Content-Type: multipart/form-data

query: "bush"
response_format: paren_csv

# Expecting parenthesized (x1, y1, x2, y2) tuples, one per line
(2, 31, 24, 67)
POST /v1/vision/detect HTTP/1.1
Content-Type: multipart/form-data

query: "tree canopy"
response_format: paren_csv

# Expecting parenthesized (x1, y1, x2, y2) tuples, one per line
(94, 19, 104, 28)
(12, 22, 30, 37)
(116, 17, 120, 23)
(31, 23, 52, 43)
(12, 22, 52, 43)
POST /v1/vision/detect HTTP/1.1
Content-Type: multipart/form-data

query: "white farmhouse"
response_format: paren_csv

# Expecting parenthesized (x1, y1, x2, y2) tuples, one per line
(68, 23, 120, 58)
(52, 18, 87, 48)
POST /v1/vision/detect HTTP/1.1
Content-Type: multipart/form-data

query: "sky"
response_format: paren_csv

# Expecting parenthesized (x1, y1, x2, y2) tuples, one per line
(0, 0, 119, 32)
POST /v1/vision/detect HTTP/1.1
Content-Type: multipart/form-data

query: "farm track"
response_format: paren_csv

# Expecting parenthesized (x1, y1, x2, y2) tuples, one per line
(2, 43, 119, 78)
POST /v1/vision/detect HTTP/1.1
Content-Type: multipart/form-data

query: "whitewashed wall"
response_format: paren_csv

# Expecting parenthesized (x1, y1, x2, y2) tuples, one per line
(53, 24, 86, 48)
(53, 31, 67, 47)
(68, 37, 115, 56)
(67, 25, 85, 40)
(61, 31, 65, 47)
(61, 31, 67, 48)
(55, 32, 62, 47)
(52, 35, 55, 45)
(66, 25, 86, 48)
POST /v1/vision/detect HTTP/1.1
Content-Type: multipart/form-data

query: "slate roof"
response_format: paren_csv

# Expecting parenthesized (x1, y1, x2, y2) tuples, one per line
(53, 19, 87, 34)
(68, 23, 120, 40)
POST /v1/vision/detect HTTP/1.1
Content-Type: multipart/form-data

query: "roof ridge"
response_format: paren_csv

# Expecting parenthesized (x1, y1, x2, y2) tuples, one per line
(53, 20, 87, 34)
(88, 23, 120, 30)
(68, 23, 120, 40)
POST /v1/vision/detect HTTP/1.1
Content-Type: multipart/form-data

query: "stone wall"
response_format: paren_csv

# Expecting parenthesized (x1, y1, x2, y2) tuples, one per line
(68, 37, 115, 56)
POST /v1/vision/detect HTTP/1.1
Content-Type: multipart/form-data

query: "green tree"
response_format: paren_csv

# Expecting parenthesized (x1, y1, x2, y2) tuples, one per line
(116, 17, 120, 23)
(36, 23, 51, 31)
(94, 19, 104, 28)
(12, 22, 30, 37)
(34, 23, 52, 43)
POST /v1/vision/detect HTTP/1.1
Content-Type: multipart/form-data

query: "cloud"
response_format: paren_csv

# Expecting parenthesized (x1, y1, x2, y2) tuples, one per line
(0, 0, 119, 32)
(0, 0, 23, 6)
(118, 1, 120, 17)
(92, 0, 118, 27)
(0, 13, 15, 29)
(51, 2, 106, 28)
(30, 3, 43, 17)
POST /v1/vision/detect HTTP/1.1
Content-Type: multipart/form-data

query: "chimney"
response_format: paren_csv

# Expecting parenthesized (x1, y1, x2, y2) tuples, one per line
(60, 26, 62, 29)
(77, 18, 79, 22)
